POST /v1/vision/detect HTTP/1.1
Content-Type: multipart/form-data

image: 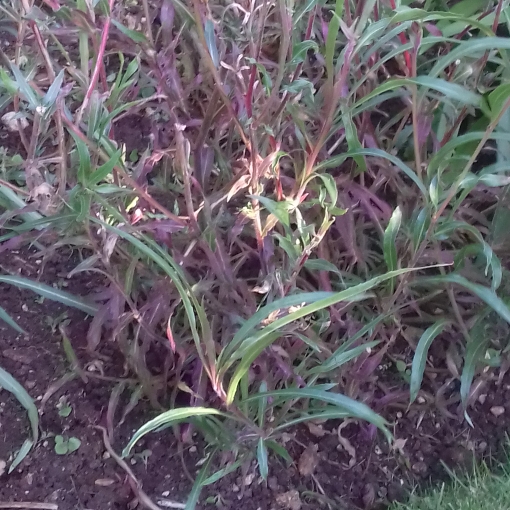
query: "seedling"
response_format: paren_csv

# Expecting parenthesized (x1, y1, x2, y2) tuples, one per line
(54, 435, 81, 455)
(56, 396, 72, 418)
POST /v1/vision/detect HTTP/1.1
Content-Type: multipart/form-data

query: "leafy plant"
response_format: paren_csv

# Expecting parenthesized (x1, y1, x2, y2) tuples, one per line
(2, 0, 510, 505)
(54, 435, 81, 455)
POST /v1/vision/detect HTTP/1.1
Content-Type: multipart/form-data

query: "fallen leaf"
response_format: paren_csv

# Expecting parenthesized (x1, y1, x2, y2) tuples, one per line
(337, 422, 356, 468)
(276, 490, 302, 510)
(306, 422, 326, 437)
(392, 438, 407, 455)
(298, 444, 319, 476)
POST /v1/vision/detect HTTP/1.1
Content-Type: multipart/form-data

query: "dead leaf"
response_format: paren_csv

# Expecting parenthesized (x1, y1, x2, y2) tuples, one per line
(276, 490, 302, 510)
(306, 422, 326, 438)
(298, 444, 319, 476)
(337, 422, 356, 468)
(392, 438, 408, 455)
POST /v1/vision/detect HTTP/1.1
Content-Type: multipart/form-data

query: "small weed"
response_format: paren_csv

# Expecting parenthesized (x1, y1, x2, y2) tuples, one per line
(54, 435, 81, 456)
(56, 396, 72, 418)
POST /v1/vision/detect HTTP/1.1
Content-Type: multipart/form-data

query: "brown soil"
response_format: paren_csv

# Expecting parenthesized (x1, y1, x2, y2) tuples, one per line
(1, 249, 510, 510)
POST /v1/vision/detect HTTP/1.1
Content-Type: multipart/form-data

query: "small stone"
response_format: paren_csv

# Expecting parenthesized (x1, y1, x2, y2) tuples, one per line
(478, 394, 487, 404)
(102, 451, 111, 460)
(491, 406, 505, 417)
(411, 461, 428, 476)
(95, 478, 115, 486)
(21, 303, 28, 312)
(189, 446, 197, 453)
(244, 473, 255, 486)
(162, 491, 170, 497)
(25, 381, 36, 389)
(0, 460, 6, 477)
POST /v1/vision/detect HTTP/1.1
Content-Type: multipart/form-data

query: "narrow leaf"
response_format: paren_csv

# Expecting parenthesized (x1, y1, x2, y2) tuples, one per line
(123, 407, 223, 457)
(0, 275, 98, 316)
(410, 320, 449, 403)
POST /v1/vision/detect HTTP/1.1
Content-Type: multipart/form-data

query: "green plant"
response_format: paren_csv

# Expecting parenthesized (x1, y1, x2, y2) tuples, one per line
(2, 0, 510, 506)
(54, 435, 81, 455)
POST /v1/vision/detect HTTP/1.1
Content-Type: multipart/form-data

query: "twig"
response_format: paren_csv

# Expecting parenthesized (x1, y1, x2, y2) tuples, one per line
(0, 503, 58, 510)
(94, 426, 163, 510)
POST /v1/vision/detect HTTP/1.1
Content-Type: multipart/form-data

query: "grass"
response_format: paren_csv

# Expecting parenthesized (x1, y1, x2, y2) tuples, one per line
(394, 455, 510, 510)
(1, 0, 510, 506)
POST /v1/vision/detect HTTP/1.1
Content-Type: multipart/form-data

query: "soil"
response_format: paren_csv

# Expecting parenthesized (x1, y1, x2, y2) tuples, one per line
(1, 249, 510, 510)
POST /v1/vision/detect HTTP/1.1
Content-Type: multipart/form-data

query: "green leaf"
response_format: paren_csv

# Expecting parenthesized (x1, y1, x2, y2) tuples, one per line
(410, 320, 449, 403)
(9, 439, 33, 473)
(304, 258, 341, 274)
(316, 148, 427, 197)
(415, 274, 510, 324)
(0, 365, 39, 457)
(201, 455, 248, 486)
(185, 449, 217, 510)
(257, 438, 269, 480)
(0, 304, 26, 334)
(111, 19, 148, 44)
(67, 437, 81, 453)
(291, 40, 319, 65)
(54, 435, 68, 455)
(354, 77, 481, 110)
(226, 268, 420, 404)
(274, 408, 351, 431)
(204, 19, 219, 68)
(221, 291, 334, 364)
(461, 318, 489, 409)
(429, 38, 510, 78)
(0, 275, 98, 316)
(88, 149, 122, 185)
(42, 69, 65, 108)
(412, 207, 430, 253)
(486, 84, 510, 122)
(308, 341, 381, 376)
(245, 388, 391, 441)
(123, 407, 223, 457)
(265, 440, 292, 465)
(343, 109, 367, 172)
(10, 64, 39, 109)
(325, 0, 343, 80)
(250, 195, 290, 229)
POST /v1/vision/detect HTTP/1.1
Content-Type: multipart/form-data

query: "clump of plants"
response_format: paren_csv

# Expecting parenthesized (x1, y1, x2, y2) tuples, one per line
(2, 0, 510, 506)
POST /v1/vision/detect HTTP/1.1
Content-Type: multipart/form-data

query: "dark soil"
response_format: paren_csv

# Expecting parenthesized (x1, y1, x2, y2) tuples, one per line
(1, 249, 510, 510)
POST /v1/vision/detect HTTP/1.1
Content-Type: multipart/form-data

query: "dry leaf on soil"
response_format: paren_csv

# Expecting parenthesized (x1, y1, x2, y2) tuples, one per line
(298, 443, 319, 476)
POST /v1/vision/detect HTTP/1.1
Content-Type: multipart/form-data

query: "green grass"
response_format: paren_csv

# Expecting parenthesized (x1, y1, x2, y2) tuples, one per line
(394, 457, 510, 510)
